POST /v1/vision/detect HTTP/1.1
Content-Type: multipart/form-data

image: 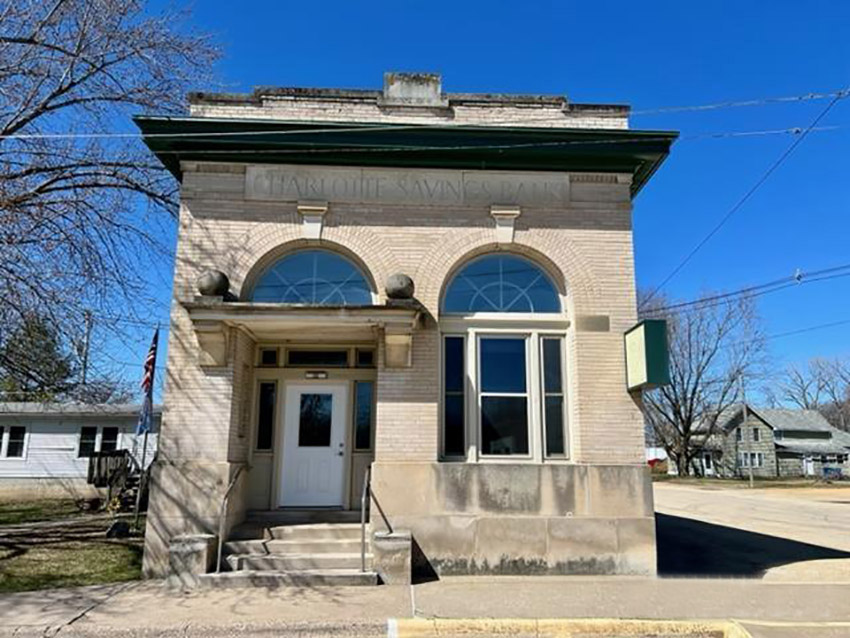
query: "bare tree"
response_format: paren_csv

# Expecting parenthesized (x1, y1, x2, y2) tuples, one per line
(778, 358, 850, 431)
(639, 293, 767, 476)
(0, 0, 217, 392)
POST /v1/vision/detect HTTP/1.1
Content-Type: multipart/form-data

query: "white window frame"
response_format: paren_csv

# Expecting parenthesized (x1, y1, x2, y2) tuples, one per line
(477, 333, 533, 460)
(439, 318, 571, 463)
(440, 334, 468, 460)
(752, 427, 760, 442)
(540, 335, 568, 458)
(0, 425, 29, 460)
(77, 425, 124, 457)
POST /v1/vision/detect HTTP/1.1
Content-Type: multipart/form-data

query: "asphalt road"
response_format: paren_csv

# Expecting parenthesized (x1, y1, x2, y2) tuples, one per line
(654, 483, 850, 577)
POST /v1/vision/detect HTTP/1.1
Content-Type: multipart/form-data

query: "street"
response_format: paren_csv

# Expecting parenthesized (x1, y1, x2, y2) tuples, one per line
(654, 482, 850, 578)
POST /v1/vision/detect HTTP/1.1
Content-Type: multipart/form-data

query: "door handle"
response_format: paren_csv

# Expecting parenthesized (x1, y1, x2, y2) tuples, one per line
(338, 442, 345, 457)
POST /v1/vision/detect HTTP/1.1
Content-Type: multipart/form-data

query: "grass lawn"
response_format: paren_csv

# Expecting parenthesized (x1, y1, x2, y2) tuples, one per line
(0, 500, 145, 593)
(0, 539, 142, 593)
(0, 499, 87, 526)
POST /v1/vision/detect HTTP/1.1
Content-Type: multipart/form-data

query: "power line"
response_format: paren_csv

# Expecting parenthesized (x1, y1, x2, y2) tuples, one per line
(643, 263, 850, 315)
(725, 317, 850, 352)
(640, 87, 849, 309)
(1, 88, 846, 140)
(631, 89, 848, 116)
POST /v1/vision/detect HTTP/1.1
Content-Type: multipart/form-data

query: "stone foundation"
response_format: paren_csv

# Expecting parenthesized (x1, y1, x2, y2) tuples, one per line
(370, 462, 656, 576)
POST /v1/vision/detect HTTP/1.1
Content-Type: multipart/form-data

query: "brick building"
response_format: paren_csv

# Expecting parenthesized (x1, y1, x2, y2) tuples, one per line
(136, 73, 677, 584)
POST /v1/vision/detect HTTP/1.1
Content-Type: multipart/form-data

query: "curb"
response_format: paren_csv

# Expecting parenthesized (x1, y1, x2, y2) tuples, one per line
(389, 618, 752, 637)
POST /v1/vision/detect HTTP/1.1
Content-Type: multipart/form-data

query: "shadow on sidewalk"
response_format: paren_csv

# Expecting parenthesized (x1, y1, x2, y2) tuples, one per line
(656, 513, 850, 577)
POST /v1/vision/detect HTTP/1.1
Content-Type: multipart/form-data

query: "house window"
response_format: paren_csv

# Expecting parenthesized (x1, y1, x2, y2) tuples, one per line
(353, 381, 373, 450)
(1, 426, 27, 458)
(443, 254, 560, 314)
(479, 336, 529, 456)
(78, 427, 98, 458)
(752, 427, 760, 442)
(541, 337, 566, 457)
(101, 427, 119, 453)
(251, 249, 373, 305)
(442, 336, 466, 457)
(255, 382, 276, 451)
(738, 451, 747, 467)
(736, 428, 742, 442)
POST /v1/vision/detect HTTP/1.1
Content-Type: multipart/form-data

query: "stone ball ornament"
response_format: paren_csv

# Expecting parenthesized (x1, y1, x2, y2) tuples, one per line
(385, 273, 415, 300)
(197, 270, 230, 297)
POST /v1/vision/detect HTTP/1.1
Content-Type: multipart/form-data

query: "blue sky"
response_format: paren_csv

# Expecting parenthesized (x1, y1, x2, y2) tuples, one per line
(121, 0, 849, 394)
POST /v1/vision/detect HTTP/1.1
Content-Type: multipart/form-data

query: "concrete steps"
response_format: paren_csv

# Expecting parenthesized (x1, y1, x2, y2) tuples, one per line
(227, 552, 371, 571)
(218, 512, 378, 587)
(198, 569, 379, 589)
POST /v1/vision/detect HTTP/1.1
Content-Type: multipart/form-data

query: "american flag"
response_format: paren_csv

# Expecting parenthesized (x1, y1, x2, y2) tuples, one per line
(136, 329, 159, 436)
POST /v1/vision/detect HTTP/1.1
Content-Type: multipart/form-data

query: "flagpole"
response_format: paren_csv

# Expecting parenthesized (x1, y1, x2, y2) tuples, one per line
(133, 326, 158, 531)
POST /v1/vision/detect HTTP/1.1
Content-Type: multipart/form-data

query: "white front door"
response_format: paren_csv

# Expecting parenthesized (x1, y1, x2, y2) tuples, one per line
(703, 453, 714, 476)
(279, 383, 348, 507)
(804, 456, 815, 476)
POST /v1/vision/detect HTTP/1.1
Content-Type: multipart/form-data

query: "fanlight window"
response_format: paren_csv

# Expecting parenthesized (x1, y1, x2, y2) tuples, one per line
(252, 250, 373, 305)
(443, 254, 560, 314)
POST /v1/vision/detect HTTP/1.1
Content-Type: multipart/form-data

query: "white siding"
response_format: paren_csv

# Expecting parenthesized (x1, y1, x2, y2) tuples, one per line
(0, 415, 159, 480)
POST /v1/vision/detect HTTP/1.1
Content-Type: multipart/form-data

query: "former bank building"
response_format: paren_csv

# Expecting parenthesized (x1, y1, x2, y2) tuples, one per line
(136, 72, 676, 585)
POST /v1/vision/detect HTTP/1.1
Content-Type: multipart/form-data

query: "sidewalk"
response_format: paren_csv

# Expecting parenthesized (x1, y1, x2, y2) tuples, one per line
(1, 577, 848, 637)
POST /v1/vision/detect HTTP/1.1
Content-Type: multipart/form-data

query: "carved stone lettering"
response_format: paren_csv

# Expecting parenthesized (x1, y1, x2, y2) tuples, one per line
(245, 165, 571, 207)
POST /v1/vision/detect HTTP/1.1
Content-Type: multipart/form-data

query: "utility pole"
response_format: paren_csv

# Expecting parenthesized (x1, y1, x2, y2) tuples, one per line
(740, 378, 754, 489)
(80, 311, 93, 386)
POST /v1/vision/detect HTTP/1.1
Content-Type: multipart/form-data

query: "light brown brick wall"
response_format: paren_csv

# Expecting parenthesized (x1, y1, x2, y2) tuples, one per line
(159, 163, 642, 467)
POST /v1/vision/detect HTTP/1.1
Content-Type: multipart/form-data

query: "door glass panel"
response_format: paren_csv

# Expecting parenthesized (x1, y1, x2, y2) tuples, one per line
(354, 381, 373, 450)
(256, 382, 276, 450)
(481, 396, 528, 455)
(480, 338, 526, 393)
(298, 393, 333, 447)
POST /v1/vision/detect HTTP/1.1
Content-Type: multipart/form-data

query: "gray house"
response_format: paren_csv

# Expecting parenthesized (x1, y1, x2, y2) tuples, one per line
(701, 406, 850, 479)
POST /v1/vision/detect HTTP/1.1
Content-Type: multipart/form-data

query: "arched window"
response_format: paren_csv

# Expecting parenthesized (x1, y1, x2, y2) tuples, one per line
(442, 254, 560, 314)
(251, 249, 373, 305)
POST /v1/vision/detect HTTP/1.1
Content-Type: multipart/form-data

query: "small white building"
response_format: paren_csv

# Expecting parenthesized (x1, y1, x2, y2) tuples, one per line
(0, 403, 160, 500)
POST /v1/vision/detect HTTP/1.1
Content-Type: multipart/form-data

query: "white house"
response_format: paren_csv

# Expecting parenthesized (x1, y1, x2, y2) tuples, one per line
(0, 403, 160, 499)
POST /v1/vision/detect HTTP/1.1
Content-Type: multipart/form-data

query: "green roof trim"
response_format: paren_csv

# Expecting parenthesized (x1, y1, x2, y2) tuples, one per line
(134, 116, 677, 197)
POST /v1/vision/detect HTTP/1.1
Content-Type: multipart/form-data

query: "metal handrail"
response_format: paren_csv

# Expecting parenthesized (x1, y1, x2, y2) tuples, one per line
(360, 465, 393, 572)
(360, 466, 370, 572)
(216, 463, 247, 574)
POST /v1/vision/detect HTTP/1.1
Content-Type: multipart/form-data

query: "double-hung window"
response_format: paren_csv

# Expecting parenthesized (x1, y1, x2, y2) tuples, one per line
(0, 426, 27, 459)
(479, 336, 530, 456)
